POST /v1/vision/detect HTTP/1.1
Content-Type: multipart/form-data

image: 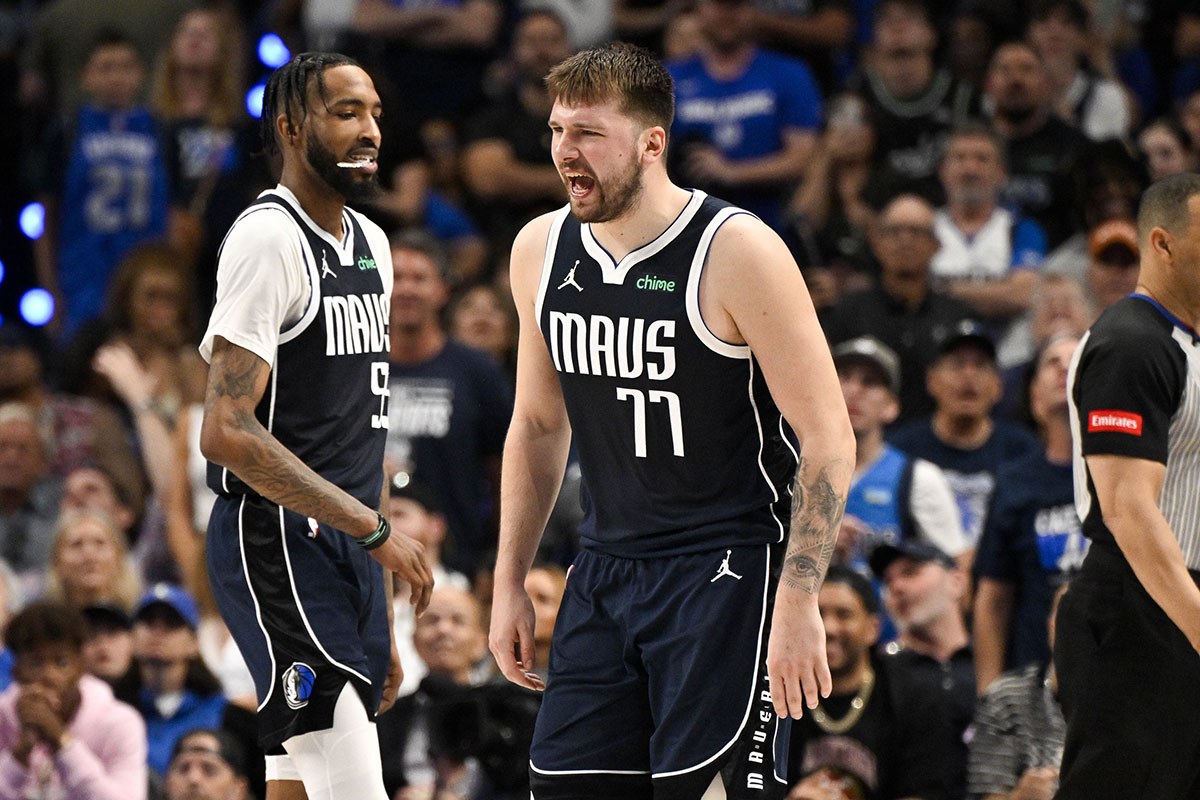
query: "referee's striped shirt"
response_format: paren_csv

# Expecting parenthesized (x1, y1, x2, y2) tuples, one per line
(967, 664, 1065, 797)
(1067, 294, 1200, 570)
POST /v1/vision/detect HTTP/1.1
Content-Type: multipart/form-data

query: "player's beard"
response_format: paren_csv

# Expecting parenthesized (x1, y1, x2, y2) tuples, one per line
(571, 158, 644, 224)
(307, 134, 381, 204)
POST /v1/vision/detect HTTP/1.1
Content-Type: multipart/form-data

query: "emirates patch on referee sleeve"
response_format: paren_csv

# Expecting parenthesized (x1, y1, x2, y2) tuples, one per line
(1088, 410, 1144, 435)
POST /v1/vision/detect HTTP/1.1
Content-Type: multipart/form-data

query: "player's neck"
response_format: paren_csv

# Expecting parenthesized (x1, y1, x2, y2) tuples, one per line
(279, 167, 346, 240)
(932, 411, 992, 450)
(588, 178, 693, 263)
(390, 324, 446, 364)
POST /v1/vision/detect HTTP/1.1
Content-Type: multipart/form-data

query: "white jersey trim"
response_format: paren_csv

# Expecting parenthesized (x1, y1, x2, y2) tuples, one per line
(278, 218, 322, 345)
(580, 190, 706, 285)
(269, 185, 357, 266)
(237, 495, 278, 712)
(535, 206, 573, 326)
(686, 207, 753, 360)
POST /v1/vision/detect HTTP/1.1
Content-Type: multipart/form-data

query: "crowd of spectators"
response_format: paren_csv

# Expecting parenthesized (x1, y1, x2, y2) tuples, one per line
(1, 0, 1197, 797)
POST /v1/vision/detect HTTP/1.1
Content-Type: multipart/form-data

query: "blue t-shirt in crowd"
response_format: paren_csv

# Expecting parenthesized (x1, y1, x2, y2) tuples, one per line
(668, 49, 822, 232)
(0, 649, 12, 692)
(386, 341, 512, 575)
(976, 452, 1089, 670)
(887, 419, 1040, 548)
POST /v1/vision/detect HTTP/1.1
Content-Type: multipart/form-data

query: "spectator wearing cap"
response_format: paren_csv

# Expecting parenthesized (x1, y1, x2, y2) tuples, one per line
(889, 321, 1040, 559)
(1085, 218, 1140, 313)
(974, 335, 1089, 694)
(389, 471, 471, 697)
(786, 565, 957, 800)
(164, 728, 249, 800)
(0, 601, 147, 800)
(81, 603, 135, 687)
(125, 583, 263, 796)
(822, 193, 978, 423)
(871, 541, 974, 799)
(387, 231, 513, 578)
(932, 124, 1049, 365)
(831, 336, 967, 575)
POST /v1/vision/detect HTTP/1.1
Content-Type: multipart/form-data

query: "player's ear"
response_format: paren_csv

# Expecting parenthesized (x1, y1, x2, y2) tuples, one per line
(641, 125, 667, 164)
(276, 113, 297, 146)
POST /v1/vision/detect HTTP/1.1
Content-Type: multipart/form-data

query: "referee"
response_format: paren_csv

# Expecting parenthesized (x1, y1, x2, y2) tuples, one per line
(1057, 173, 1200, 799)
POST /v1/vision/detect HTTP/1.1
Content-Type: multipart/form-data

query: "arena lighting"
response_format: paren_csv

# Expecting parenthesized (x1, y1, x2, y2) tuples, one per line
(246, 83, 266, 118)
(19, 288, 54, 327)
(18, 202, 45, 240)
(258, 33, 290, 69)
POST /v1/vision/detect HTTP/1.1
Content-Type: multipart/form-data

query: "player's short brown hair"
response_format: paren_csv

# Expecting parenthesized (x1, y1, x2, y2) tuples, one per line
(546, 42, 674, 134)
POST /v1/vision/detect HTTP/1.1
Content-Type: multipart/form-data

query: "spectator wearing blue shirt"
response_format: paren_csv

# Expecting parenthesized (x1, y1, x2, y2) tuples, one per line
(667, 0, 822, 234)
(34, 31, 170, 338)
(974, 335, 1088, 693)
(0, 561, 22, 692)
(932, 123, 1049, 369)
(888, 321, 1041, 563)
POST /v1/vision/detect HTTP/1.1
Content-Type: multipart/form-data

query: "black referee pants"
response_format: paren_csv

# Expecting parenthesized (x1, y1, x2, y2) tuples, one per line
(1054, 544, 1200, 800)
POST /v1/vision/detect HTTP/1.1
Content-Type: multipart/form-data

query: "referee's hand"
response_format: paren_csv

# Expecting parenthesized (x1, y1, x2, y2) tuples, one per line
(370, 531, 434, 616)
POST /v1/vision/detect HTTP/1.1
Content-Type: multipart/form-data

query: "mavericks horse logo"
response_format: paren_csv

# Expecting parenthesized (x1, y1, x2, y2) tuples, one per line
(283, 662, 316, 709)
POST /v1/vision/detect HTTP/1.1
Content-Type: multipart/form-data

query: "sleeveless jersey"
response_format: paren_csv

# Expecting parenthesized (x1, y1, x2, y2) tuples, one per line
(207, 193, 390, 507)
(537, 191, 797, 557)
(59, 105, 170, 331)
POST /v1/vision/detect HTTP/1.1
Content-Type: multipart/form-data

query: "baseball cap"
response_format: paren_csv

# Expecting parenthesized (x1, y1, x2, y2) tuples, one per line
(135, 583, 199, 630)
(868, 540, 956, 577)
(170, 729, 248, 777)
(81, 603, 132, 632)
(1088, 219, 1138, 262)
(935, 319, 996, 362)
(831, 336, 902, 394)
(390, 471, 441, 514)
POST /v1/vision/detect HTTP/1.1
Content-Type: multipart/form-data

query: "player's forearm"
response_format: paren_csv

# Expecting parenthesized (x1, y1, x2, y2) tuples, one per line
(973, 578, 1014, 693)
(781, 445, 853, 595)
(494, 419, 571, 586)
(201, 409, 376, 537)
(1106, 503, 1200, 650)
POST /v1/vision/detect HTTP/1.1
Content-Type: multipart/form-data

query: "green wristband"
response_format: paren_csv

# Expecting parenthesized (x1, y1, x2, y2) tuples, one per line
(359, 512, 391, 550)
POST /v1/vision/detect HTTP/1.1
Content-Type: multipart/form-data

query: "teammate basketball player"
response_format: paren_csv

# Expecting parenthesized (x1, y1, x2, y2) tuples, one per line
(198, 53, 433, 800)
(490, 43, 855, 799)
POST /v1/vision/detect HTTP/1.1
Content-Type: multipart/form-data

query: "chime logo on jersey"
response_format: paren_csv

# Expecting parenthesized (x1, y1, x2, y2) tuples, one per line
(1088, 409, 1143, 435)
(547, 311, 676, 380)
(323, 292, 389, 356)
(282, 662, 316, 709)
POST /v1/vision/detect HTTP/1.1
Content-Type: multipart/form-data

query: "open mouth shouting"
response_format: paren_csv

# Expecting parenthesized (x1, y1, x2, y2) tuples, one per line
(564, 169, 596, 199)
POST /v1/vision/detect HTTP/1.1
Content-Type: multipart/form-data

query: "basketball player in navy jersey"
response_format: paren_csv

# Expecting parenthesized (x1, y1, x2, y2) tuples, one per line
(490, 43, 855, 799)
(198, 53, 433, 800)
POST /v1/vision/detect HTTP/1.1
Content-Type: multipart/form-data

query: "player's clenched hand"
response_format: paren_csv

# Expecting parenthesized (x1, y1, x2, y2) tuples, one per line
(766, 588, 831, 719)
(489, 580, 544, 691)
(370, 532, 434, 616)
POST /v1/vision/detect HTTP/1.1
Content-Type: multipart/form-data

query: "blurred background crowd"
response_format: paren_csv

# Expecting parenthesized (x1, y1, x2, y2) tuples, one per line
(0, 0, 1194, 797)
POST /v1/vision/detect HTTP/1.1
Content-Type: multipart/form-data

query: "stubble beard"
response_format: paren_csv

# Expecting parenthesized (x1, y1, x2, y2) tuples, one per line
(307, 134, 382, 205)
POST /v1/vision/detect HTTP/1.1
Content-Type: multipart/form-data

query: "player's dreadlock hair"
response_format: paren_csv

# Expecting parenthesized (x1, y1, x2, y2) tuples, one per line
(259, 51, 364, 155)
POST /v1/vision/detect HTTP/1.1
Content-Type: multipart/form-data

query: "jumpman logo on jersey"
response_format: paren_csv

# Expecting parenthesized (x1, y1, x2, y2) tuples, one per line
(321, 251, 337, 280)
(710, 550, 743, 583)
(558, 261, 583, 292)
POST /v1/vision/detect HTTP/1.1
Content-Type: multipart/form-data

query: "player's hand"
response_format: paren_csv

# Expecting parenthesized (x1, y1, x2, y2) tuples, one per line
(369, 527, 434, 617)
(766, 587, 831, 719)
(488, 579, 544, 691)
(378, 639, 404, 715)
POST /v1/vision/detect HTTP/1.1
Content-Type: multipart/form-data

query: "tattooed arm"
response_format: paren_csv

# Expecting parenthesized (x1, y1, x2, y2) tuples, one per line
(704, 213, 855, 720)
(199, 337, 435, 588)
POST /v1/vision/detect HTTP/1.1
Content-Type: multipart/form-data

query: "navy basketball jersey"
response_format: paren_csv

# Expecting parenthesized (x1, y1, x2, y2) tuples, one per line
(537, 190, 797, 557)
(208, 194, 390, 507)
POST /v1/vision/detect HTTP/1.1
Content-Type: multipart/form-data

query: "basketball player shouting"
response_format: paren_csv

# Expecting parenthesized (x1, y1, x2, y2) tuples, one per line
(199, 53, 433, 800)
(490, 43, 855, 800)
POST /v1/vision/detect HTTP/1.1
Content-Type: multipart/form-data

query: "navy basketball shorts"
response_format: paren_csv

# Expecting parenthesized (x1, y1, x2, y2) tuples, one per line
(206, 494, 390, 749)
(530, 543, 791, 800)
